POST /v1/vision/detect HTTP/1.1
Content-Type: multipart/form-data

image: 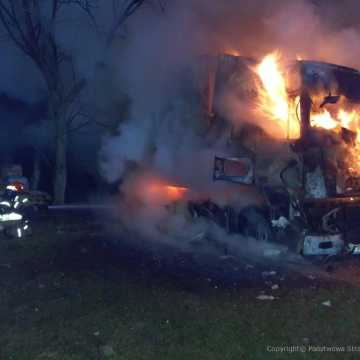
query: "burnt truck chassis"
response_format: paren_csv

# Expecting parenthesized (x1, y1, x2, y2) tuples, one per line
(189, 180, 360, 257)
(190, 58, 360, 258)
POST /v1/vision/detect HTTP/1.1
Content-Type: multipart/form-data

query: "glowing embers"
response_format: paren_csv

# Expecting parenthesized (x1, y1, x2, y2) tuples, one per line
(255, 52, 360, 140)
(133, 175, 189, 206)
(309, 107, 360, 174)
(164, 185, 188, 200)
(253, 51, 360, 177)
(311, 109, 360, 131)
(146, 182, 188, 203)
(311, 109, 338, 130)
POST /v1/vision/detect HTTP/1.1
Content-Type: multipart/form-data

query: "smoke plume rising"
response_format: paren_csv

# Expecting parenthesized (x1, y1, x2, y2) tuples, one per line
(100, 0, 360, 255)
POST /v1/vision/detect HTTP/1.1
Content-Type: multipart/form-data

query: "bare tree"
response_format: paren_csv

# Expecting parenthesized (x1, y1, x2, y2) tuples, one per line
(106, 0, 166, 47)
(0, 0, 97, 203)
(0, 0, 162, 203)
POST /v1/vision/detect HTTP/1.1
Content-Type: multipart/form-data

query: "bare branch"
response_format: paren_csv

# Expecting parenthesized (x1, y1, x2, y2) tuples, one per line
(106, 0, 165, 47)
(68, 109, 117, 133)
(66, 107, 83, 126)
(120, 0, 146, 17)
(0, 10, 25, 51)
(59, 0, 98, 24)
(33, 145, 54, 167)
(0, 1, 31, 53)
(52, 0, 59, 21)
(68, 111, 98, 132)
(157, 0, 165, 12)
(63, 79, 87, 105)
(0, 0, 100, 204)
(21, 0, 41, 52)
(69, 119, 92, 132)
(106, 0, 146, 47)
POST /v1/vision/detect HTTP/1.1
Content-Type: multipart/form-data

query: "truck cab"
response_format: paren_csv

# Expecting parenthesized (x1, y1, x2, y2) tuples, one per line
(196, 54, 360, 257)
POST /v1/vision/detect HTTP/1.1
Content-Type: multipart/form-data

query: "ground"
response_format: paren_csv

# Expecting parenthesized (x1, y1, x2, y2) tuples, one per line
(1, 210, 360, 359)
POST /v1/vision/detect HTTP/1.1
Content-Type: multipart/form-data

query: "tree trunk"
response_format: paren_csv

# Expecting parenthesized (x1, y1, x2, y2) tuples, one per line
(53, 116, 67, 204)
(31, 149, 41, 190)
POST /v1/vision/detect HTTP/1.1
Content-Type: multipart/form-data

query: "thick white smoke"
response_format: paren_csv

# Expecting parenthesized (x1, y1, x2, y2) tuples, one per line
(99, 0, 360, 255)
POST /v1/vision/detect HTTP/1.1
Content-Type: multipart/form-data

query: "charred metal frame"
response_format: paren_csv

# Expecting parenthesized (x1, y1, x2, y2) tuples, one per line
(201, 54, 360, 254)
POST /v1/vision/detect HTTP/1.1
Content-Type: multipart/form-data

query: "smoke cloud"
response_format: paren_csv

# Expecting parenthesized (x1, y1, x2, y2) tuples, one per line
(2, 1, 360, 256)
(99, 0, 360, 255)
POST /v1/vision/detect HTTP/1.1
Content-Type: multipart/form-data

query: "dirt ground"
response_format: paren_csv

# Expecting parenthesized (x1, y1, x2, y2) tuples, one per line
(1, 210, 360, 360)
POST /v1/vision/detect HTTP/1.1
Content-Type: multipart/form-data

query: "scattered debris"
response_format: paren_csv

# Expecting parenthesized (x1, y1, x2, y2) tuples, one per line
(263, 248, 282, 257)
(190, 232, 206, 242)
(0, 263, 11, 268)
(303, 234, 344, 256)
(100, 344, 115, 357)
(80, 247, 88, 254)
(326, 265, 335, 273)
(348, 243, 360, 255)
(262, 270, 277, 277)
(271, 216, 290, 229)
(219, 255, 235, 260)
(256, 294, 276, 300)
(321, 300, 332, 307)
(130, 321, 146, 332)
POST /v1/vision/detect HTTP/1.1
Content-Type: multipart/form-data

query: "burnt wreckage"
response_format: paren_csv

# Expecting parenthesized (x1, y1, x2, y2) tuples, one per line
(189, 54, 360, 257)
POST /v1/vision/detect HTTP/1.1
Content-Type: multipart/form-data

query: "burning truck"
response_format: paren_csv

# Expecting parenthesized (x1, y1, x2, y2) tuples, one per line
(186, 52, 360, 258)
(113, 50, 360, 260)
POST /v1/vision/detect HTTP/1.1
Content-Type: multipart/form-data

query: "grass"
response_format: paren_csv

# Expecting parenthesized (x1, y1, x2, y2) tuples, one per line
(1, 215, 360, 359)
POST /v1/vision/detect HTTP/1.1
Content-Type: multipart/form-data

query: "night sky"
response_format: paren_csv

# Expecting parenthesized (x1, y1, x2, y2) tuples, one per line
(2, 0, 360, 202)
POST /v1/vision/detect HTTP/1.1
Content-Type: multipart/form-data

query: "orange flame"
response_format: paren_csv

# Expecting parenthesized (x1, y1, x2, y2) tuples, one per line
(256, 51, 360, 174)
(164, 185, 188, 200)
(311, 109, 360, 133)
(255, 52, 301, 139)
(146, 181, 188, 203)
(338, 109, 360, 129)
(225, 49, 240, 57)
(311, 110, 338, 130)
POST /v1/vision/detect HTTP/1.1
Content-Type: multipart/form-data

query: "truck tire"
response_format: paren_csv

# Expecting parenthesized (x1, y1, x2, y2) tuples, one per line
(238, 206, 273, 242)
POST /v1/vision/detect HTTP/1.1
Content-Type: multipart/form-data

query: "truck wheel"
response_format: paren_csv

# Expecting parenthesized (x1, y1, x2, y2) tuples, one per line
(238, 207, 273, 242)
